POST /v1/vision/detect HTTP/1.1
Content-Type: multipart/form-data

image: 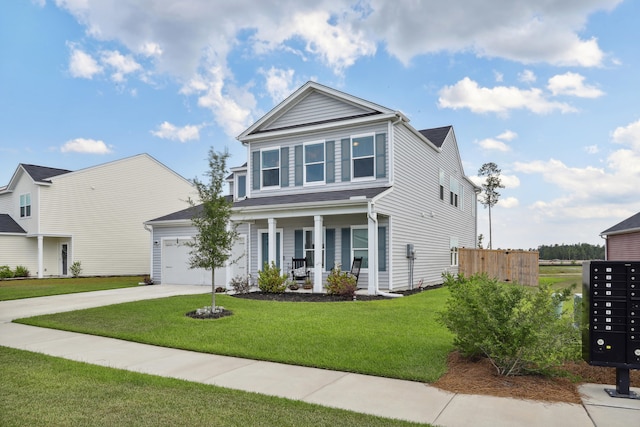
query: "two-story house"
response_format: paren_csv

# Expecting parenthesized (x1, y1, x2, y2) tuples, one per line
(0, 154, 195, 278)
(146, 82, 479, 294)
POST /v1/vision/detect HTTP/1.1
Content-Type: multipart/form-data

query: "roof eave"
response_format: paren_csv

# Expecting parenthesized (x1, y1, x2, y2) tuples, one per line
(601, 227, 640, 237)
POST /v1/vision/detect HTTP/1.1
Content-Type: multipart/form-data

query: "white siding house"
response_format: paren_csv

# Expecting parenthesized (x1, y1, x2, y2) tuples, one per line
(0, 154, 195, 277)
(149, 82, 479, 293)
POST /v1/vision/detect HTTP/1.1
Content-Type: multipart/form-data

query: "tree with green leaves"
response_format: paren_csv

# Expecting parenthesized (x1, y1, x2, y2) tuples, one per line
(187, 148, 238, 313)
(478, 162, 504, 250)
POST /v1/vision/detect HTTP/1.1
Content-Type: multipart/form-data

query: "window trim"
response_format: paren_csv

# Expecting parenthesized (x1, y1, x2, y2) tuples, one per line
(235, 173, 247, 200)
(351, 133, 376, 181)
(303, 140, 325, 186)
(257, 228, 284, 271)
(302, 227, 326, 268)
(19, 193, 31, 218)
(450, 237, 459, 266)
(351, 225, 369, 269)
(261, 147, 281, 189)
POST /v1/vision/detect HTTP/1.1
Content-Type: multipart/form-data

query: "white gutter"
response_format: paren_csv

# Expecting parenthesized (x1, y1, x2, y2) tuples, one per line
(144, 224, 154, 279)
(367, 200, 402, 297)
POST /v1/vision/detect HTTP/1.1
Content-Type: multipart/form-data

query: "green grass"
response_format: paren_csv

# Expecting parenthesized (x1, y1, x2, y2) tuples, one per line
(0, 346, 426, 427)
(16, 290, 453, 383)
(539, 265, 582, 289)
(0, 276, 140, 301)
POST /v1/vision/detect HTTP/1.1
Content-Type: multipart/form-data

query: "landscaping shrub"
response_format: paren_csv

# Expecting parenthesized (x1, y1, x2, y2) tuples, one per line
(439, 273, 580, 376)
(325, 266, 357, 299)
(69, 261, 82, 278)
(257, 262, 288, 293)
(13, 266, 30, 278)
(0, 265, 14, 279)
(229, 275, 251, 294)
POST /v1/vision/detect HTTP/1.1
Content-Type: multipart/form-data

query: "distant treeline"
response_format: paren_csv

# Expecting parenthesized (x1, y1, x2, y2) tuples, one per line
(534, 243, 605, 260)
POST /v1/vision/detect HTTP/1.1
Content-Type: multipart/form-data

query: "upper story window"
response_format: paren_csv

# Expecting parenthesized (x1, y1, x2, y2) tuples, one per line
(352, 134, 375, 180)
(20, 193, 31, 218)
(449, 176, 460, 208)
(439, 169, 445, 200)
(304, 141, 324, 185)
(450, 237, 459, 266)
(261, 148, 280, 188)
(236, 174, 246, 199)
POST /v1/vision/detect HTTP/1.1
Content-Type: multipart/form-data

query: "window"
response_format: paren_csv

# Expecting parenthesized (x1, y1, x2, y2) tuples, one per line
(303, 228, 325, 267)
(236, 174, 246, 199)
(439, 169, 445, 200)
(304, 142, 324, 184)
(20, 193, 31, 218)
(261, 148, 280, 187)
(352, 227, 369, 268)
(352, 134, 375, 179)
(258, 229, 283, 269)
(450, 237, 459, 266)
(450, 176, 459, 207)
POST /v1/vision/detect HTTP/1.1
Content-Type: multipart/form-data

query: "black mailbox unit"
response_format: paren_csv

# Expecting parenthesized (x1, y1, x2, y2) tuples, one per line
(583, 261, 640, 399)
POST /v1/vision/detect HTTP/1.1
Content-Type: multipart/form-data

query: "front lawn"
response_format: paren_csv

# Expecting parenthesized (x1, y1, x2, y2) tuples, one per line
(0, 276, 140, 301)
(15, 290, 453, 382)
(0, 346, 425, 427)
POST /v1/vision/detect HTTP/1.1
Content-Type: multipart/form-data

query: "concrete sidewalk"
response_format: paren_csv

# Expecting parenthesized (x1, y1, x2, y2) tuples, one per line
(1, 285, 638, 426)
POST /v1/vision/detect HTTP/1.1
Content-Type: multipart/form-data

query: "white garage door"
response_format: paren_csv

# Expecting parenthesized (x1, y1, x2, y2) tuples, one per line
(162, 238, 211, 285)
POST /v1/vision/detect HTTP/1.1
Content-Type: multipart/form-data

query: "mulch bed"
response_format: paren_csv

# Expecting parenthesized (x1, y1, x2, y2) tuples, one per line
(185, 309, 233, 319)
(434, 351, 640, 404)
(231, 286, 437, 302)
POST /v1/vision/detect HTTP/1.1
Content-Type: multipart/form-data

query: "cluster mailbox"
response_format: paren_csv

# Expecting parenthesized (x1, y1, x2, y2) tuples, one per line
(583, 261, 640, 398)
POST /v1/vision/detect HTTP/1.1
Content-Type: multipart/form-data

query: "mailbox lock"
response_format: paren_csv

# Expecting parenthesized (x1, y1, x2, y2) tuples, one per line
(597, 339, 605, 346)
(635, 349, 640, 357)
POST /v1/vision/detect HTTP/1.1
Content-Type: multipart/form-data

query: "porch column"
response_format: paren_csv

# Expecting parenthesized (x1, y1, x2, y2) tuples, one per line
(268, 218, 277, 267)
(37, 235, 44, 279)
(368, 212, 377, 295)
(313, 215, 323, 293)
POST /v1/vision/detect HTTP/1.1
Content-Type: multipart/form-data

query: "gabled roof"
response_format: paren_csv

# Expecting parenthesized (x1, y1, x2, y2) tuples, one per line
(601, 212, 640, 236)
(21, 164, 72, 183)
(146, 196, 233, 223)
(238, 81, 402, 141)
(419, 126, 452, 148)
(0, 214, 26, 234)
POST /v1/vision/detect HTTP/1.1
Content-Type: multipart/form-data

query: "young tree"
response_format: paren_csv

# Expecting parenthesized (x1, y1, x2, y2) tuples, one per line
(478, 162, 504, 250)
(187, 148, 237, 312)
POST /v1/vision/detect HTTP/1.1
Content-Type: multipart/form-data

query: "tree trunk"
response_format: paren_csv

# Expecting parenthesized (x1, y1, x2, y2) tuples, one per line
(211, 269, 216, 309)
(488, 205, 493, 250)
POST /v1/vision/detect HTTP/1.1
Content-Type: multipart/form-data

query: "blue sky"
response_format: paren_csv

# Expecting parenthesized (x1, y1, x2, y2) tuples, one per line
(2, 0, 639, 250)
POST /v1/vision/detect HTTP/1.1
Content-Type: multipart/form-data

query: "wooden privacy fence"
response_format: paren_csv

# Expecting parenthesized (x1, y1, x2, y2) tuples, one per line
(459, 248, 539, 286)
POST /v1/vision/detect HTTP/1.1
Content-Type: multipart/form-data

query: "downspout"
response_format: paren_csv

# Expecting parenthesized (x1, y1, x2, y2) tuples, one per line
(368, 201, 402, 298)
(600, 234, 608, 261)
(144, 224, 153, 280)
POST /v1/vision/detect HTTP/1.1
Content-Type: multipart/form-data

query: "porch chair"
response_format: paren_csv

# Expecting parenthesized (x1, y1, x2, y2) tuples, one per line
(290, 257, 309, 281)
(347, 257, 363, 285)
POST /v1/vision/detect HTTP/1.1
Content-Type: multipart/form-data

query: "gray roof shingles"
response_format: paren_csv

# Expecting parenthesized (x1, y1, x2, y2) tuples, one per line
(601, 212, 640, 235)
(147, 187, 390, 222)
(419, 126, 451, 148)
(21, 164, 72, 183)
(0, 214, 26, 233)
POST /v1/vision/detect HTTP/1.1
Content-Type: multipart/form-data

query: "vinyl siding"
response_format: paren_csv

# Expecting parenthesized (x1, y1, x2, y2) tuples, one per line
(0, 235, 37, 273)
(264, 91, 374, 131)
(607, 232, 640, 261)
(375, 124, 477, 288)
(248, 122, 389, 198)
(39, 155, 195, 276)
(0, 193, 12, 213)
(11, 174, 39, 234)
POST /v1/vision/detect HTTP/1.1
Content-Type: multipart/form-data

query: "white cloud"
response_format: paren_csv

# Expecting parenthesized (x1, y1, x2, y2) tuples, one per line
(438, 77, 576, 115)
(100, 50, 142, 82)
(611, 118, 640, 150)
(498, 197, 519, 208)
(260, 67, 296, 104)
(518, 69, 536, 83)
(547, 72, 605, 98)
(469, 173, 520, 189)
(497, 130, 518, 141)
(151, 121, 201, 142)
(477, 138, 511, 152)
(493, 71, 504, 82)
(60, 138, 113, 154)
(68, 47, 102, 79)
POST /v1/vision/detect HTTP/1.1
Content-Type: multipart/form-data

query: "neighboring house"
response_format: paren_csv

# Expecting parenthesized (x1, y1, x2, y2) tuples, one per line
(0, 154, 195, 278)
(148, 81, 479, 294)
(600, 212, 640, 261)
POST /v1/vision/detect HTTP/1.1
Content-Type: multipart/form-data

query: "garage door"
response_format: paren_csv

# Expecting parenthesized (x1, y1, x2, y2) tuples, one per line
(162, 238, 211, 285)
